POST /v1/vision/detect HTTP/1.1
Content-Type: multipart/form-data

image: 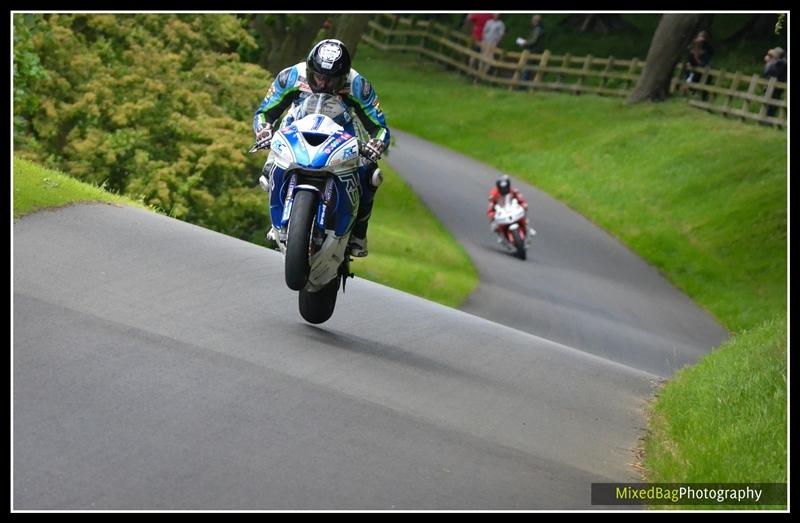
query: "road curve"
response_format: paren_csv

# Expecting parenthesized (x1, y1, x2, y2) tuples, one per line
(385, 130, 729, 377)
(14, 204, 656, 510)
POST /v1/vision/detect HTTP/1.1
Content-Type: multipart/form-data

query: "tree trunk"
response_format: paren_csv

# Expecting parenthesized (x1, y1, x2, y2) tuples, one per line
(250, 14, 329, 73)
(332, 14, 372, 60)
(627, 14, 709, 103)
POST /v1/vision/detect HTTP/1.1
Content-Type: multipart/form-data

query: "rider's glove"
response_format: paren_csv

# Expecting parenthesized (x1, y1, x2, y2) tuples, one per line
(255, 123, 273, 148)
(362, 138, 385, 162)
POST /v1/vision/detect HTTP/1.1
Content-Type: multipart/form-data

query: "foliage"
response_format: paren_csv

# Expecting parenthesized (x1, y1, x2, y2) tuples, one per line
(13, 13, 271, 242)
(356, 45, 786, 333)
(13, 14, 50, 149)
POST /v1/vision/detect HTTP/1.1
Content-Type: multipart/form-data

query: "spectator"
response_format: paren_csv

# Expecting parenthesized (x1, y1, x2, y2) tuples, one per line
(465, 13, 494, 71)
(684, 30, 713, 100)
(515, 14, 545, 82)
(763, 47, 787, 118)
(479, 14, 505, 77)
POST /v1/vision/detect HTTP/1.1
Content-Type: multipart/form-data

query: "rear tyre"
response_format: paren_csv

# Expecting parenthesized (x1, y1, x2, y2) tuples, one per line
(299, 276, 340, 324)
(285, 190, 317, 291)
(512, 229, 527, 260)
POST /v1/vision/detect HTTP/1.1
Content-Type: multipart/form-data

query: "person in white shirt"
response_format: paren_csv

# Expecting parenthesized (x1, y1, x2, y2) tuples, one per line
(479, 14, 505, 76)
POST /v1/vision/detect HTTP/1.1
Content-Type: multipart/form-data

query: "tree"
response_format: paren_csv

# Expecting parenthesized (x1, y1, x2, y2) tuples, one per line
(330, 14, 372, 60)
(249, 14, 329, 73)
(559, 14, 639, 34)
(723, 13, 782, 42)
(627, 14, 710, 103)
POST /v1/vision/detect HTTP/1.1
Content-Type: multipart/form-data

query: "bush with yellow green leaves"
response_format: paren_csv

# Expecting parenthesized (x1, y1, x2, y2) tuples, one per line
(14, 13, 273, 243)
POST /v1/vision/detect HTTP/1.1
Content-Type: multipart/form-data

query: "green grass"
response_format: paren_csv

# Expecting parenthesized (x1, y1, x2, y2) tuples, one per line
(355, 46, 787, 494)
(13, 156, 151, 218)
(353, 162, 479, 307)
(644, 315, 787, 508)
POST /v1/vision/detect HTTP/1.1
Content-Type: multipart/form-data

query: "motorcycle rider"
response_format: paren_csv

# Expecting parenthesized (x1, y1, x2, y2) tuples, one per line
(487, 175, 536, 240)
(253, 39, 390, 257)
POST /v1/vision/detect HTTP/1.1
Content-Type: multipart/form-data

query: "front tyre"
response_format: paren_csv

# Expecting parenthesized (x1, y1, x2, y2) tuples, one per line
(285, 190, 318, 291)
(299, 276, 340, 324)
(512, 228, 527, 260)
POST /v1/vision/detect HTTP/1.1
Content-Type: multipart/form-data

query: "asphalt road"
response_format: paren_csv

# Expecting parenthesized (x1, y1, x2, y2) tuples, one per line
(15, 204, 657, 510)
(385, 130, 729, 377)
(14, 130, 729, 510)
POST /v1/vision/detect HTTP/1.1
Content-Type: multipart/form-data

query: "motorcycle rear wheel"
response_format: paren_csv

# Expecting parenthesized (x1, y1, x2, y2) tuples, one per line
(299, 276, 340, 324)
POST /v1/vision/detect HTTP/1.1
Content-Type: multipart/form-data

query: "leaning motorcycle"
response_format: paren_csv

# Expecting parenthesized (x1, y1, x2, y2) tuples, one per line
(250, 93, 375, 324)
(491, 195, 531, 260)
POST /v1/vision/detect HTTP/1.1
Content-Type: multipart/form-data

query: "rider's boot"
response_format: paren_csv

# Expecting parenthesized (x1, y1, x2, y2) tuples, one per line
(348, 205, 371, 257)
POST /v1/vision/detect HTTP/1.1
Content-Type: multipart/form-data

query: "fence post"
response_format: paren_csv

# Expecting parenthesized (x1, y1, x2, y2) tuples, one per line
(741, 74, 759, 121)
(709, 69, 725, 106)
(723, 71, 740, 115)
(576, 54, 592, 94)
(601, 55, 614, 91)
(388, 14, 399, 47)
(626, 57, 639, 92)
(431, 22, 444, 62)
(510, 49, 529, 91)
(405, 17, 416, 51)
(534, 49, 550, 88)
(758, 76, 778, 123)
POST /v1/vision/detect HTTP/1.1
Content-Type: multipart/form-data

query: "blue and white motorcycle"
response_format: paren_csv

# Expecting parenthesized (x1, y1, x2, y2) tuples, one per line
(250, 93, 376, 324)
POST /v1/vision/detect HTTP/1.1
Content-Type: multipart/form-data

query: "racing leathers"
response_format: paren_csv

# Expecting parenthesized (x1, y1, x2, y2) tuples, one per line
(253, 63, 390, 255)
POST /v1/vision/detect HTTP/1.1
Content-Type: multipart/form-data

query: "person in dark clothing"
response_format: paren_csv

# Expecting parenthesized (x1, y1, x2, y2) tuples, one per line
(684, 31, 713, 100)
(763, 47, 787, 118)
(516, 15, 545, 82)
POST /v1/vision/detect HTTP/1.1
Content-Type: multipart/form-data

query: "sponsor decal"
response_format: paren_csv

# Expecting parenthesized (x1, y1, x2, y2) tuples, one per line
(360, 79, 373, 100)
(342, 145, 357, 159)
(339, 172, 360, 207)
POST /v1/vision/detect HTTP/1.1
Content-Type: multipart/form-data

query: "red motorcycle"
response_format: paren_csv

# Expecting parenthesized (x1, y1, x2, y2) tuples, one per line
(491, 194, 535, 260)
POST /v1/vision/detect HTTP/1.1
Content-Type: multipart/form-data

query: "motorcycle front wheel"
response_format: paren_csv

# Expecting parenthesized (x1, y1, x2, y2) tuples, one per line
(285, 190, 318, 291)
(512, 228, 527, 260)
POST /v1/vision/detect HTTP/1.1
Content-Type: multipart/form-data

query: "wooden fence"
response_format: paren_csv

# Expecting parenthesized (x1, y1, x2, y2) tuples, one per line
(362, 14, 786, 129)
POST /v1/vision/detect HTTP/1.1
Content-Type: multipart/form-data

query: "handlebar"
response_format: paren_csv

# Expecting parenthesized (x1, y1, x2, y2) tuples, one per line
(248, 141, 271, 154)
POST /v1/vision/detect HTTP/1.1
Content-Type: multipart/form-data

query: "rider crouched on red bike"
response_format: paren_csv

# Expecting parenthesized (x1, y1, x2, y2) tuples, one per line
(486, 175, 536, 239)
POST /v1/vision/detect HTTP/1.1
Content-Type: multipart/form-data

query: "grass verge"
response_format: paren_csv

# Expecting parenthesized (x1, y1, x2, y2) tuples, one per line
(13, 156, 150, 219)
(644, 315, 787, 508)
(355, 162, 479, 307)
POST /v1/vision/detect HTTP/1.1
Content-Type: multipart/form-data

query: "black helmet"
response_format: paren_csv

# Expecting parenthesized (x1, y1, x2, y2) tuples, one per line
(496, 175, 511, 196)
(306, 39, 351, 94)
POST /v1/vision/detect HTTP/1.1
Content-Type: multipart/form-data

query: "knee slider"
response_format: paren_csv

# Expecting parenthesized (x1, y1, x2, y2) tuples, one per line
(370, 168, 383, 190)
